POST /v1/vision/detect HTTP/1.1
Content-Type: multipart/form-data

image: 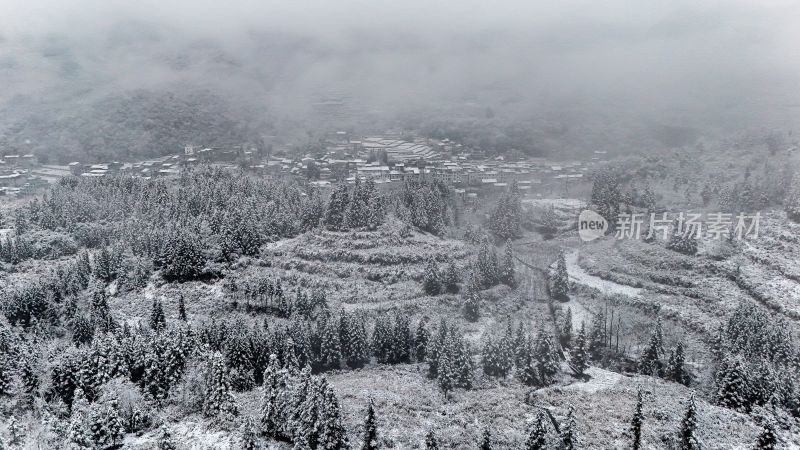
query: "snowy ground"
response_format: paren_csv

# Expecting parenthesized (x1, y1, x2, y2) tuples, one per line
(565, 248, 642, 298)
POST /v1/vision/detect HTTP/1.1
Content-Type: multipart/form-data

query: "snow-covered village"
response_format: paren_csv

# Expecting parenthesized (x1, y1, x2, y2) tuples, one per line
(1, 1, 800, 449)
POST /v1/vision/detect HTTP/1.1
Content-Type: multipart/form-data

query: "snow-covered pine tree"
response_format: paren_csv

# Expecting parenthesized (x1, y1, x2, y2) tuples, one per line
(20, 351, 40, 395)
(451, 332, 474, 389)
(422, 259, 442, 296)
(442, 262, 460, 294)
(667, 219, 698, 256)
(525, 413, 548, 450)
(550, 251, 569, 300)
(0, 355, 12, 396)
(561, 308, 573, 349)
(324, 183, 350, 231)
(561, 406, 577, 450)
(785, 173, 800, 222)
(158, 426, 178, 450)
(588, 310, 607, 361)
(178, 295, 187, 321)
(372, 317, 391, 364)
(437, 348, 454, 399)
(389, 314, 412, 365)
(479, 428, 492, 450)
(150, 298, 166, 332)
(85, 398, 125, 448)
(463, 284, 480, 323)
(755, 421, 778, 450)
(414, 321, 429, 362)
(481, 338, 499, 377)
(66, 389, 94, 450)
(159, 228, 206, 282)
(516, 339, 539, 386)
(7, 417, 23, 448)
(638, 332, 663, 377)
(489, 189, 522, 240)
(425, 430, 439, 450)
(679, 393, 699, 450)
(319, 319, 342, 372)
(346, 315, 370, 369)
(361, 398, 379, 450)
(499, 239, 516, 287)
(534, 333, 560, 386)
(630, 390, 644, 450)
(715, 357, 750, 411)
(667, 342, 689, 386)
(260, 354, 288, 439)
(571, 322, 589, 377)
(202, 352, 239, 421)
(317, 383, 349, 450)
(476, 237, 499, 288)
(241, 417, 260, 450)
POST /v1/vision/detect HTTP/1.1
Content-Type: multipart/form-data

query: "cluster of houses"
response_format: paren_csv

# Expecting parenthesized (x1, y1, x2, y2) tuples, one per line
(265, 132, 604, 200)
(0, 154, 50, 196)
(0, 131, 608, 199)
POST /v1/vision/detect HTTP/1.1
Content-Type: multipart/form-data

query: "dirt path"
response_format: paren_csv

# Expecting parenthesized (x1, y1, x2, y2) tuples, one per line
(560, 367, 623, 393)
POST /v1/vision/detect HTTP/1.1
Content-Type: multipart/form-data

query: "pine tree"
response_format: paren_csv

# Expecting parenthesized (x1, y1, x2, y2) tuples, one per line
(150, 298, 166, 332)
(572, 323, 589, 376)
(317, 383, 349, 450)
(679, 394, 699, 450)
(157, 427, 177, 450)
(442, 262, 460, 294)
(715, 358, 750, 411)
(630, 390, 644, 450)
(159, 228, 207, 282)
(178, 295, 187, 321)
(489, 190, 522, 240)
(534, 333, 560, 386)
(463, 284, 480, 322)
(203, 352, 239, 421)
(499, 239, 516, 287)
(241, 417, 261, 450)
(561, 406, 577, 450)
(20, 353, 40, 395)
(588, 311, 607, 361)
(0, 356, 12, 396)
(786, 173, 800, 222)
(292, 435, 312, 450)
(319, 319, 342, 371)
(516, 341, 539, 386)
(561, 308, 573, 349)
(260, 354, 288, 439)
(361, 398, 379, 450)
(414, 321, 429, 362)
(525, 413, 548, 450)
(667, 343, 689, 386)
(346, 316, 369, 369)
(667, 219, 698, 255)
(425, 430, 439, 450)
(550, 252, 569, 300)
(423, 259, 442, 296)
(476, 237, 499, 288)
(437, 349, 454, 399)
(325, 183, 350, 231)
(755, 421, 778, 450)
(638, 332, 663, 377)
(479, 428, 492, 450)
(7, 417, 23, 447)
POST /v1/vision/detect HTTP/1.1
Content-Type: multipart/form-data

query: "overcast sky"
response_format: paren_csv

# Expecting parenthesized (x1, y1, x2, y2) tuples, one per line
(1, 0, 799, 130)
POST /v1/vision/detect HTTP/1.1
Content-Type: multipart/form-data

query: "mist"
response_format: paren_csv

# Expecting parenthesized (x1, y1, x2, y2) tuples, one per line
(1, 0, 799, 160)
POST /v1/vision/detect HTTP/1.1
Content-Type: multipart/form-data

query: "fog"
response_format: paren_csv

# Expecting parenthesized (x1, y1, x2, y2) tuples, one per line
(1, 0, 799, 159)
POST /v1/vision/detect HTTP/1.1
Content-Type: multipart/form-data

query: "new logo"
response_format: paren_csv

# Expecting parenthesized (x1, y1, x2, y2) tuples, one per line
(578, 210, 607, 242)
